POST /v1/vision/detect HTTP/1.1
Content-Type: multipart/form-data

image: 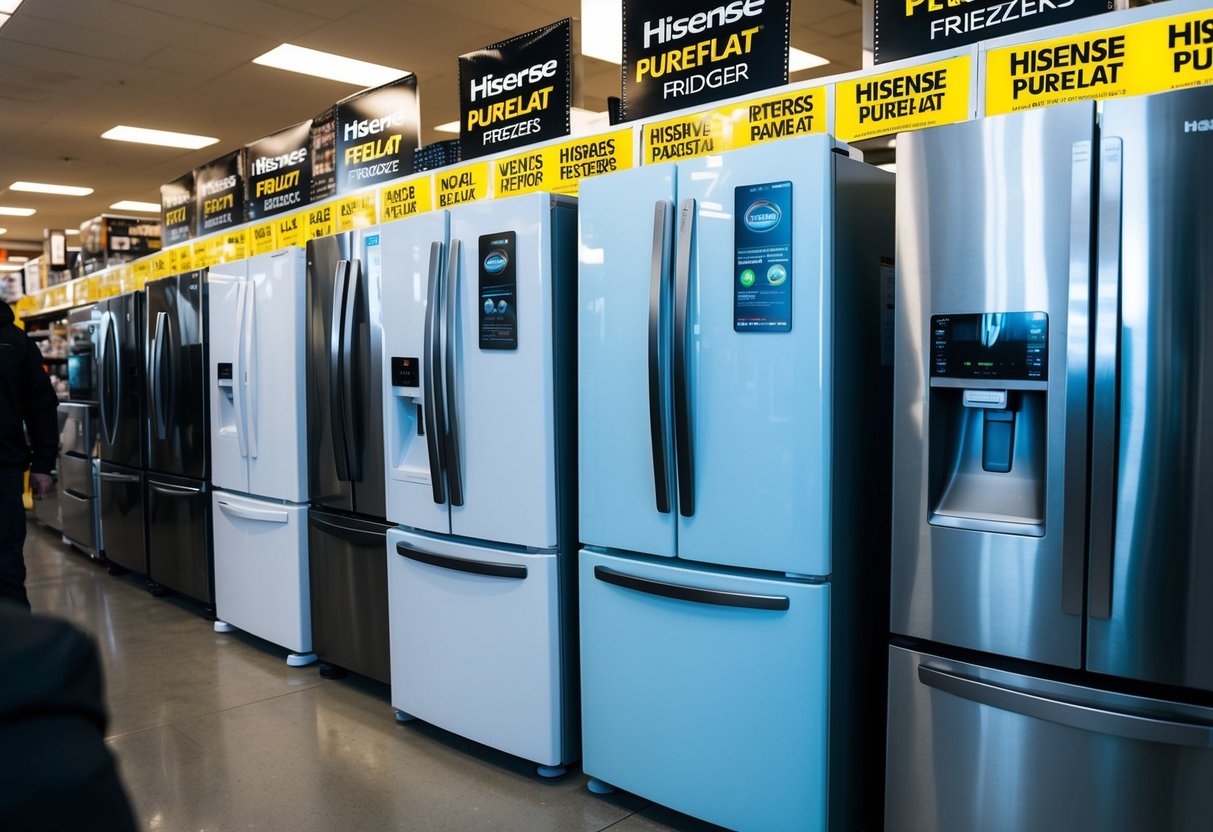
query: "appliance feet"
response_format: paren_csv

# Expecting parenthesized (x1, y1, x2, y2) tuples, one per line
(213, 621, 236, 633)
(147, 581, 166, 597)
(393, 710, 416, 723)
(287, 652, 318, 667)
(536, 765, 567, 779)
(587, 779, 617, 795)
(318, 662, 347, 680)
(202, 606, 217, 622)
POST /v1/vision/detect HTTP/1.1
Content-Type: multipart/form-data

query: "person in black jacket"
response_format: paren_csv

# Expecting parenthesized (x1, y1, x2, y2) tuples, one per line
(0, 301, 60, 609)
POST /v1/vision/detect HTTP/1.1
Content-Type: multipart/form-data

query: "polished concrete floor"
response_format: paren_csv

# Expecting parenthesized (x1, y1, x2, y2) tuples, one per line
(24, 521, 727, 832)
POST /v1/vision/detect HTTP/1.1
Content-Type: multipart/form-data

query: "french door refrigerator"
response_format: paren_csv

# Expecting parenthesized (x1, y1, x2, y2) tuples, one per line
(578, 134, 894, 832)
(306, 229, 391, 682)
(380, 192, 579, 776)
(886, 87, 1213, 832)
(144, 272, 213, 607)
(95, 290, 147, 575)
(209, 248, 314, 665)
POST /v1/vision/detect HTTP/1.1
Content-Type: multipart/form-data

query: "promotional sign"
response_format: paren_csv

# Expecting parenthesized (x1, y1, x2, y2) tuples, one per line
(734, 181, 792, 332)
(436, 162, 490, 208)
(246, 120, 312, 221)
(622, 0, 790, 121)
(380, 175, 435, 222)
(873, 0, 1109, 64)
(459, 19, 572, 160)
(161, 173, 195, 245)
(194, 150, 246, 236)
(335, 75, 421, 194)
(310, 106, 337, 203)
(835, 54, 972, 141)
(492, 130, 634, 198)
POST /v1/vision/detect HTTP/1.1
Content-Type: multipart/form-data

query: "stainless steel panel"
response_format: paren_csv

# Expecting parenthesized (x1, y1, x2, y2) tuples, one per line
(146, 473, 212, 604)
(891, 103, 1094, 667)
(97, 291, 145, 466)
(307, 235, 354, 512)
(886, 645, 1213, 832)
(60, 487, 96, 552)
(1087, 88, 1213, 693)
(98, 462, 146, 574)
(145, 274, 208, 479)
(58, 402, 95, 457)
(59, 453, 93, 498)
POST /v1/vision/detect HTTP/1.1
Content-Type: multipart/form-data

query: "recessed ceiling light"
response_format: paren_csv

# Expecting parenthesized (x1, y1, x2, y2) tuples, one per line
(581, 0, 623, 64)
(0, 2, 23, 15)
(110, 200, 161, 213)
(789, 48, 830, 73)
(434, 121, 460, 134)
(65, 229, 79, 235)
(0, 206, 35, 216)
(10, 181, 93, 196)
(102, 125, 219, 150)
(0, 228, 7, 236)
(0, 264, 24, 272)
(253, 44, 408, 87)
(8, 256, 28, 263)
(0, 14, 10, 31)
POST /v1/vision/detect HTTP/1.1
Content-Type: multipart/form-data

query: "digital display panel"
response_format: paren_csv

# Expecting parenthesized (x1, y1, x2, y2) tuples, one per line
(930, 311, 1047, 381)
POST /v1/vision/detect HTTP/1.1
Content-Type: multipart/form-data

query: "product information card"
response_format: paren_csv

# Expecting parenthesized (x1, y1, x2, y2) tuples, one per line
(734, 180, 792, 333)
(478, 231, 518, 350)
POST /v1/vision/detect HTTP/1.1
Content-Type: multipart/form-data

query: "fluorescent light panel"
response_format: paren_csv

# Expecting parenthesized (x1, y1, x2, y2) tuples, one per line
(8, 256, 28, 263)
(0, 1, 23, 15)
(0, 229, 6, 236)
(110, 200, 161, 213)
(0, 264, 24, 272)
(0, 14, 10, 30)
(581, 0, 623, 64)
(789, 48, 829, 72)
(434, 121, 459, 134)
(102, 125, 218, 150)
(65, 229, 79, 235)
(0, 206, 35, 216)
(10, 181, 93, 196)
(253, 44, 408, 87)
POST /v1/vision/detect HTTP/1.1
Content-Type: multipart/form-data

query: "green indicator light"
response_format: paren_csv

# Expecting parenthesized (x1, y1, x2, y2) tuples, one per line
(740, 269, 756, 287)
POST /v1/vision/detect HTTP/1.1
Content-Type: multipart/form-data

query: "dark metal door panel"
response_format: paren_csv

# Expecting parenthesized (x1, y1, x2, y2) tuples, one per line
(98, 463, 146, 574)
(145, 274, 208, 479)
(99, 292, 146, 467)
(60, 487, 96, 551)
(146, 473, 213, 604)
(59, 453, 93, 498)
(307, 235, 354, 512)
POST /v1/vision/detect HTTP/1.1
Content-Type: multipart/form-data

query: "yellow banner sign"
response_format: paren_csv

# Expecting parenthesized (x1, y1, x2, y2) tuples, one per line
(149, 250, 172, 280)
(836, 55, 972, 142)
(190, 240, 209, 270)
(380, 176, 434, 223)
(1151, 11, 1213, 93)
(306, 204, 336, 240)
(249, 222, 277, 256)
(336, 193, 378, 232)
(986, 28, 1130, 115)
(436, 163, 490, 208)
(643, 89, 826, 164)
(493, 130, 634, 198)
(217, 230, 248, 263)
(133, 259, 151, 288)
(276, 212, 306, 249)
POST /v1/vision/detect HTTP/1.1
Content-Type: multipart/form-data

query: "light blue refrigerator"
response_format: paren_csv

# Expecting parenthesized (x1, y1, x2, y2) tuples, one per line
(578, 134, 894, 832)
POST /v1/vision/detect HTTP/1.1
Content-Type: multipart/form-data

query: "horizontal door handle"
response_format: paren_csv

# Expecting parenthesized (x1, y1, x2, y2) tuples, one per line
(217, 500, 289, 524)
(308, 514, 388, 547)
(98, 472, 140, 483)
(62, 489, 89, 501)
(149, 481, 203, 496)
(396, 543, 527, 580)
(593, 566, 789, 611)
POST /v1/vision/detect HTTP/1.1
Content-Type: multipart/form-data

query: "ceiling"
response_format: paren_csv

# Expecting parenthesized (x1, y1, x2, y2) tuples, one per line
(0, 0, 863, 249)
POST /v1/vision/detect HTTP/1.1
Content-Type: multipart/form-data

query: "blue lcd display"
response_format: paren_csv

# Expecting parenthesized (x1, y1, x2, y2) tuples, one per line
(734, 180, 793, 333)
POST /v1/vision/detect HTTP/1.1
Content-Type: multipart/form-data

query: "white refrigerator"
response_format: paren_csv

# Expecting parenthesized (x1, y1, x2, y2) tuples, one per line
(380, 192, 579, 775)
(208, 247, 314, 666)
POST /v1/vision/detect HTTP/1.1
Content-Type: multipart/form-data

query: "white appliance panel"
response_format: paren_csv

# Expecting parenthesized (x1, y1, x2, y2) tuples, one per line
(208, 260, 250, 494)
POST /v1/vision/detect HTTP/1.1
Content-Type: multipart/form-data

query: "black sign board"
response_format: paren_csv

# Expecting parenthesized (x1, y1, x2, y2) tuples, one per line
(335, 75, 420, 194)
(194, 150, 246, 236)
(459, 19, 572, 160)
(246, 120, 312, 221)
(873, 0, 1109, 64)
(310, 106, 337, 203)
(622, 0, 789, 121)
(161, 172, 195, 245)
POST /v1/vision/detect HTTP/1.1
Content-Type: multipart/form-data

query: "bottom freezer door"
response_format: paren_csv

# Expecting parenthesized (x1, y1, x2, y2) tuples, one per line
(147, 474, 213, 604)
(213, 491, 310, 653)
(579, 550, 829, 832)
(60, 487, 96, 552)
(98, 464, 145, 574)
(885, 645, 1213, 832)
(387, 527, 569, 767)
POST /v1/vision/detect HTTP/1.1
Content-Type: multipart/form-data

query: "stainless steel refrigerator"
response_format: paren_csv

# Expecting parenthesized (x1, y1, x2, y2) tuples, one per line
(306, 230, 390, 682)
(144, 272, 213, 607)
(886, 87, 1213, 832)
(57, 401, 100, 557)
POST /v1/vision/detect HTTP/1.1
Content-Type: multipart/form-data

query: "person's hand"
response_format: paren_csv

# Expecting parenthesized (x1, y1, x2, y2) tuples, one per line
(30, 473, 53, 499)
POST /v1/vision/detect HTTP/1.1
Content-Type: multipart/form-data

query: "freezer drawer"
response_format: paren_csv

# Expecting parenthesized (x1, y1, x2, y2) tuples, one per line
(59, 452, 94, 498)
(885, 645, 1213, 832)
(387, 527, 571, 767)
(98, 463, 145, 574)
(147, 474, 213, 604)
(579, 550, 829, 832)
(213, 491, 310, 653)
(60, 487, 97, 552)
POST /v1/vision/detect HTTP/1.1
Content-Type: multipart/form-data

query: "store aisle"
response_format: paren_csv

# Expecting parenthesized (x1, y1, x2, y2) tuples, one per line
(23, 523, 725, 832)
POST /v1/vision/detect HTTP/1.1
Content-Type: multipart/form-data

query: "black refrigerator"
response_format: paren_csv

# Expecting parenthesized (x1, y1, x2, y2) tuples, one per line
(144, 272, 213, 607)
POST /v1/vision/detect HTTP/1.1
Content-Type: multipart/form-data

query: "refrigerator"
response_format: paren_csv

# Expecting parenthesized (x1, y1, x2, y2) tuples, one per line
(380, 192, 579, 775)
(32, 407, 68, 531)
(95, 290, 147, 575)
(577, 134, 894, 832)
(144, 272, 213, 607)
(209, 248, 314, 665)
(306, 229, 391, 681)
(886, 87, 1213, 832)
(57, 401, 101, 557)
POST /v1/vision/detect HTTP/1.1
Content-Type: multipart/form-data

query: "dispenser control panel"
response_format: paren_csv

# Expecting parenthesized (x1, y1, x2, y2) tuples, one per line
(930, 312, 1047, 381)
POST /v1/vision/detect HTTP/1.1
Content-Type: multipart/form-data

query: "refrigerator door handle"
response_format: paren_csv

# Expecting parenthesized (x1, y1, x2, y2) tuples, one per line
(422, 241, 447, 503)
(918, 664, 1213, 749)
(672, 198, 697, 517)
(648, 200, 674, 515)
(1088, 137, 1123, 621)
(244, 280, 259, 459)
(593, 566, 790, 611)
(98, 471, 140, 483)
(149, 480, 203, 496)
(151, 311, 168, 441)
(329, 260, 351, 482)
(342, 259, 364, 481)
(98, 311, 116, 446)
(396, 542, 526, 580)
(232, 280, 249, 458)
(442, 237, 465, 507)
(217, 499, 289, 524)
(309, 513, 388, 547)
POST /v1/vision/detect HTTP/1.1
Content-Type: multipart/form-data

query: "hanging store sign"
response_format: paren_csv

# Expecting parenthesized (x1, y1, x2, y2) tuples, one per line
(622, 0, 790, 121)
(873, 0, 1109, 65)
(161, 173, 195, 245)
(194, 150, 246, 236)
(310, 106, 338, 203)
(492, 130, 634, 198)
(246, 120, 312, 221)
(335, 75, 421, 194)
(835, 54, 972, 141)
(459, 19, 572, 160)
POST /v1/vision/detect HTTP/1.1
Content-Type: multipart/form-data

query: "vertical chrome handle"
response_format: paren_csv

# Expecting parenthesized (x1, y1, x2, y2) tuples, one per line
(342, 260, 364, 482)
(329, 260, 351, 482)
(232, 280, 249, 459)
(98, 311, 116, 446)
(648, 200, 674, 515)
(1088, 137, 1123, 621)
(151, 310, 168, 441)
(244, 281, 259, 459)
(423, 242, 447, 503)
(673, 198, 696, 517)
(109, 311, 123, 445)
(443, 238, 464, 507)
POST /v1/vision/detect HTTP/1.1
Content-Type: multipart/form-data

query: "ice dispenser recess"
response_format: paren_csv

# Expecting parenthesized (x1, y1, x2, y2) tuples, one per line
(927, 312, 1048, 536)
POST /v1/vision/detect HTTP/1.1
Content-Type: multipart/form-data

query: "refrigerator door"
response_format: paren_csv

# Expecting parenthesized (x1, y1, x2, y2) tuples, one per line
(98, 462, 146, 574)
(380, 209, 453, 534)
(446, 194, 561, 550)
(97, 292, 145, 467)
(247, 248, 308, 503)
(1087, 88, 1213, 693)
(207, 260, 251, 494)
(674, 136, 833, 576)
(213, 490, 310, 653)
(580, 550, 829, 832)
(146, 273, 209, 479)
(886, 645, 1213, 832)
(387, 527, 568, 766)
(890, 103, 1095, 667)
(59, 486, 96, 552)
(307, 509, 392, 683)
(578, 164, 678, 559)
(147, 473, 213, 604)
